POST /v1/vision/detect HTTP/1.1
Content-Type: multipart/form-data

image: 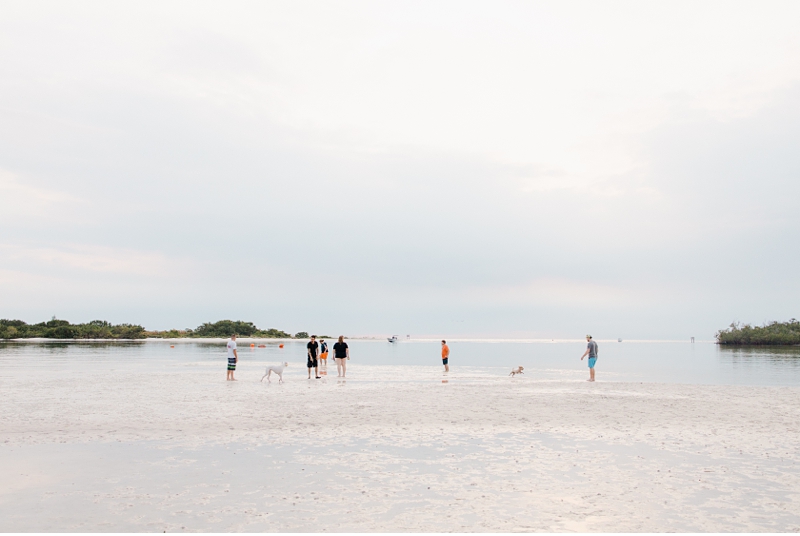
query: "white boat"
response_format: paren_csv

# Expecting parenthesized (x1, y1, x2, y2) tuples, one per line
(388, 335, 398, 343)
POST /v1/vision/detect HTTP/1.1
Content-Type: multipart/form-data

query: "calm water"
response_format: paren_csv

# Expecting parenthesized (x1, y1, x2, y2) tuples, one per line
(1, 339, 799, 387)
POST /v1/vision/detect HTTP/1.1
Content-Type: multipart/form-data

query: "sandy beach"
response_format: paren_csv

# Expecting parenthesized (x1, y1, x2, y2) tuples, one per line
(2, 355, 800, 532)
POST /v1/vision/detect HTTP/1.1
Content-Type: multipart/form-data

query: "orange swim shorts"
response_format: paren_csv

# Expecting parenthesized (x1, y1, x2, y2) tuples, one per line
(320, 352, 328, 360)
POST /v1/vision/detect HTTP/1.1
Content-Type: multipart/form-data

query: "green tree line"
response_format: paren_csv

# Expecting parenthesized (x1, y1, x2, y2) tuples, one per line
(0, 319, 147, 339)
(0, 319, 299, 340)
(147, 320, 292, 338)
(716, 319, 800, 345)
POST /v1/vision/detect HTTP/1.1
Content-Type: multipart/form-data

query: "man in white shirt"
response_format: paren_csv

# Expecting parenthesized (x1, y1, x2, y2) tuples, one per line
(227, 334, 238, 381)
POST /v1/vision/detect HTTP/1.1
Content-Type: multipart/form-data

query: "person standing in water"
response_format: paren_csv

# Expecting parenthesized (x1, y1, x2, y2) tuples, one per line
(580, 334, 598, 382)
(333, 335, 349, 377)
(226, 334, 238, 381)
(307, 335, 320, 379)
(441, 340, 450, 372)
(319, 338, 329, 367)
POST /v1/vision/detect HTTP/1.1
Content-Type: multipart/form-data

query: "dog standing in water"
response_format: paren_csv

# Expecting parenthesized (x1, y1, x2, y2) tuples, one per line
(261, 362, 289, 383)
(509, 366, 524, 377)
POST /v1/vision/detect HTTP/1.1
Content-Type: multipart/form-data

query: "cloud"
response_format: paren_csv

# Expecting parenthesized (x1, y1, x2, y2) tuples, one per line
(0, 243, 194, 278)
(462, 278, 670, 309)
(0, 170, 86, 222)
(0, 1, 799, 336)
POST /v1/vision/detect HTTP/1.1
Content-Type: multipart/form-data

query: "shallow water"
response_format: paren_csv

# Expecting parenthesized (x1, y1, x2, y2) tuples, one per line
(2, 339, 800, 531)
(1, 339, 799, 387)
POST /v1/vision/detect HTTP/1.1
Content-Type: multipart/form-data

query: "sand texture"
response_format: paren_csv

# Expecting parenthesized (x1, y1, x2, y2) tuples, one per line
(2, 359, 800, 532)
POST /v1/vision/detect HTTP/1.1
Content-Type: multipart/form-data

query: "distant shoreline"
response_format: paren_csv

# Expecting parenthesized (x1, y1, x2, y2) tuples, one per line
(0, 337, 722, 343)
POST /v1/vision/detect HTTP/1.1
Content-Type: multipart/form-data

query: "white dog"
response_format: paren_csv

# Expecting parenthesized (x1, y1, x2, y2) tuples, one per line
(261, 362, 289, 383)
(509, 366, 524, 377)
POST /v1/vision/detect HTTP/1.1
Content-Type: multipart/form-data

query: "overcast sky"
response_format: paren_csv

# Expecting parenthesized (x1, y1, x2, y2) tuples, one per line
(1, 0, 799, 338)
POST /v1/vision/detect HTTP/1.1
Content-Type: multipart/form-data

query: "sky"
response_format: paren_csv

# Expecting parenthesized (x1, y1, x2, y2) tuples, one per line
(1, 0, 799, 339)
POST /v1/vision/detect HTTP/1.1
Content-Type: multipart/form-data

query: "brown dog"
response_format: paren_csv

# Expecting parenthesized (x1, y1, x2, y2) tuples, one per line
(509, 366, 524, 377)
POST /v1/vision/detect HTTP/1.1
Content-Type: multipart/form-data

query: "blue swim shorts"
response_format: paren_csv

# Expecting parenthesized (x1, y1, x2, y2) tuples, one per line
(588, 357, 596, 369)
(442, 358, 449, 365)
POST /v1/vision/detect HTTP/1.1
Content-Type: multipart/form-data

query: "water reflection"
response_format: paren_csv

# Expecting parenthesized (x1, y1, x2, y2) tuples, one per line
(717, 345, 800, 375)
(718, 345, 800, 358)
(0, 340, 147, 351)
(1, 340, 799, 386)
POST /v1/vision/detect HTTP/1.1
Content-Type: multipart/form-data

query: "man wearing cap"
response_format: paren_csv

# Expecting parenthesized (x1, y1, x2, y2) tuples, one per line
(580, 334, 598, 382)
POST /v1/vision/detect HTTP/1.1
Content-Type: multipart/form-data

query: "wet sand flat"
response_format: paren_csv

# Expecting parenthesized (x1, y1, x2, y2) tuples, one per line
(2, 360, 800, 531)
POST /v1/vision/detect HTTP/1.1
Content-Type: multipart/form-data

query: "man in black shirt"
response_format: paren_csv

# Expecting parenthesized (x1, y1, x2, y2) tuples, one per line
(307, 335, 320, 379)
(333, 335, 349, 378)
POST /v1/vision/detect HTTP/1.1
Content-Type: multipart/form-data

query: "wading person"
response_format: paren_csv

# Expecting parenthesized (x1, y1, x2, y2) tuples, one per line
(333, 335, 349, 377)
(580, 334, 598, 382)
(319, 338, 329, 367)
(307, 335, 320, 379)
(226, 334, 238, 381)
(441, 340, 450, 372)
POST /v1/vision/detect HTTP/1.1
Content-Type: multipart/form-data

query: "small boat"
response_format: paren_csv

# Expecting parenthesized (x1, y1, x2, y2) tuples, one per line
(388, 335, 398, 343)
(618, 338, 622, 342)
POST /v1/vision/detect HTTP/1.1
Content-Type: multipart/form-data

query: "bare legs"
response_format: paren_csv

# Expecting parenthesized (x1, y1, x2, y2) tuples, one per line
(588, 367, 595, 382)
(336, 358, 346, 377)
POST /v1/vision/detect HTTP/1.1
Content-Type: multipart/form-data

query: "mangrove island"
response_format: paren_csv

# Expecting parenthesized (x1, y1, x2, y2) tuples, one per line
(0, 318, 297, 340)
(716, 319, 800, 345)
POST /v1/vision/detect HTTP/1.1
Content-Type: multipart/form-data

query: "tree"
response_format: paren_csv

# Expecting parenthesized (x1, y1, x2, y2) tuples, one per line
(193, 320, 258, 337)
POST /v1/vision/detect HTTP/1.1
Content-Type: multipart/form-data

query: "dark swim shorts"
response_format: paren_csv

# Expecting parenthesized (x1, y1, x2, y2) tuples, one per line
(228, 358, 236, 371)
(307, 357, 318, 368)
(442, 358, 449, 365)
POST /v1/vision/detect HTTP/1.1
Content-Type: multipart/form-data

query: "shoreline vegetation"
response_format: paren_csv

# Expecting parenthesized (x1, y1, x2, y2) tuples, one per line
(4, 318, 799, 344)
(0, 319, 314, 340)
(716, 319, 800, 345)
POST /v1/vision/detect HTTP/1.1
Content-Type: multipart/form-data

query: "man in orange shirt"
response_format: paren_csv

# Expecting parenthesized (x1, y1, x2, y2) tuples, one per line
(441, 340, 450, 372)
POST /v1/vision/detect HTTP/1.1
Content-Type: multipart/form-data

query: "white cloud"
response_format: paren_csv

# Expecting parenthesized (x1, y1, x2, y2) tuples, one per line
(0, 1, 799, 336)
(0, 170, 86, 222)
(0, 243, 193, 278)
